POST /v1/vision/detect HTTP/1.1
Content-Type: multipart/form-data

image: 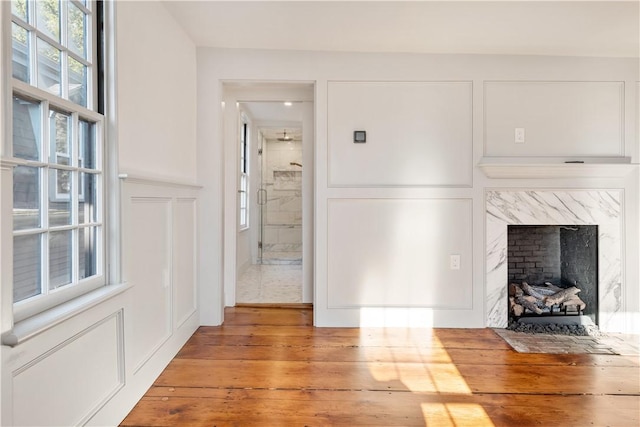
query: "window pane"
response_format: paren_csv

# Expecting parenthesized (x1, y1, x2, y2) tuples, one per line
(37, 38, 61, 96)
(36, 0, 60, 42)
(49, 168, 72, 226)
(49, 230, 72, 290)
(13, 166, 41, 231)
(79, 172, 98, 223)
(49, 110, 70, 163)
(68, 57, 87, 107)
(13, 96, 42, 161)
(12, 0, 28, 21)
(79, 120, 96, 169)
(68, 3, 86, 58)
(79, 226, 97, 279)
(14, 234, 42, 303)
(12, 23, 29, 83)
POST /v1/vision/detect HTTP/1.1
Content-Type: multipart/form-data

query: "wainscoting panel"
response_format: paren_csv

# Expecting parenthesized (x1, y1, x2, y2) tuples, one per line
(327, 81, 473, 187)
(12, 312, 124, 426)
(126, 197, 173, 372)
(484, 81, 624, 157)
(173, 198, 198, 329)
(327, 198, 473, 309)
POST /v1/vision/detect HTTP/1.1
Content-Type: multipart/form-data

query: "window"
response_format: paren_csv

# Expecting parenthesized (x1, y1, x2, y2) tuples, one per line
(239, 120, 249, 229)
(12, 0, 93, 106)
(10, 0, 104, 320)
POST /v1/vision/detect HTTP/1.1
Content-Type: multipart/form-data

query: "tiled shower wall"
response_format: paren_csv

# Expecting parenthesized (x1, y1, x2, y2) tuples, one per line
(263, 139, 302, 258)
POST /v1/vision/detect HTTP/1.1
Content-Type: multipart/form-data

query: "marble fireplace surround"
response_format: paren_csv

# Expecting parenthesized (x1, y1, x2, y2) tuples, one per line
(486, 190, 623, 332)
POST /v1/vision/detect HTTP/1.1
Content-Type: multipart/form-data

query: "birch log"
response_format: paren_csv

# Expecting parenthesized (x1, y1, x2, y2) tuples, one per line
(521, 282, 548, 300)
(544, 286, 581, 307)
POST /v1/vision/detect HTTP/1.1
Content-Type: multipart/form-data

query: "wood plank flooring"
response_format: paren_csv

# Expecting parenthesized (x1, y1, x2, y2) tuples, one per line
(121, 307, 640, 426)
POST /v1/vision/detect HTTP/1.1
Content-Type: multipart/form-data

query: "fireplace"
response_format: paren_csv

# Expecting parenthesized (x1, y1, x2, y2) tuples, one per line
(486, 190, 624, 332)
(507, 225, 598, 325)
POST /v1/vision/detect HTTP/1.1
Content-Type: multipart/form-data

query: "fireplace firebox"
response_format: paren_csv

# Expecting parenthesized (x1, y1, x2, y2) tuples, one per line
(507, 225, 598, 325)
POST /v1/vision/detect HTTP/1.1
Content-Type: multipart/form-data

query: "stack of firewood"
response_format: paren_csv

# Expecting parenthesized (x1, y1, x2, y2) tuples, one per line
(509, 282, 586, 317)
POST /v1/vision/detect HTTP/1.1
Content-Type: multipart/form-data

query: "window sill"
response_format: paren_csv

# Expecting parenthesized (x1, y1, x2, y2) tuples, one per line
(2, 283, 131, 347)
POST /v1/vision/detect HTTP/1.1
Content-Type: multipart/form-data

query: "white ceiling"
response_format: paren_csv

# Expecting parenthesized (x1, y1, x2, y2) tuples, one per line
(260, 127, 303, 141)
(163, 1, 639, 58)
(241, 101, 304, 140)
(241, 101, 305, 123)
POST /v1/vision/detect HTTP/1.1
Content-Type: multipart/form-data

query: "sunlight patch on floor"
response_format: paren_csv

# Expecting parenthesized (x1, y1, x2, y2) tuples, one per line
(363, 332, 471, 394)
(421, 403, 495, 427)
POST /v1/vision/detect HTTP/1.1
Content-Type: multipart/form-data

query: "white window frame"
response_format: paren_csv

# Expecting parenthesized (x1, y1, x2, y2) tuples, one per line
(6, 0, 107, 323)
(239, 117, 249, 231)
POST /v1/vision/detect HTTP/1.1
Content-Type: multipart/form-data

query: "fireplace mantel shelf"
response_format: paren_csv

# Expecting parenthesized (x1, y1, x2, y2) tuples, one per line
(479, 158, 637, 179)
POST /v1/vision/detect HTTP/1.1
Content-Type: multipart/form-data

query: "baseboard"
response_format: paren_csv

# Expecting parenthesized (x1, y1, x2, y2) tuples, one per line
(235, 303, 313, 310)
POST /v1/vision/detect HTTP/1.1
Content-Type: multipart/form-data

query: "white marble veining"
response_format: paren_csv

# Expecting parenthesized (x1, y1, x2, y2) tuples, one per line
(236, 264, 302, 303)
(486, 190, 623, 331)
(262, 140, 303, 255)
(274, 170, 302, 190)
(262, 243, 302, 265)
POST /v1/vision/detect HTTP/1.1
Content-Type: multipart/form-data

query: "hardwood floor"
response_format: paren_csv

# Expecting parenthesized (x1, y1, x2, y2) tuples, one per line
(121, 307, 640, 426)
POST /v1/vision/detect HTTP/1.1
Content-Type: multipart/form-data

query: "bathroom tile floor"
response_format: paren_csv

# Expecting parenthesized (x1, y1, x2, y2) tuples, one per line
(236, 264, 302, 303)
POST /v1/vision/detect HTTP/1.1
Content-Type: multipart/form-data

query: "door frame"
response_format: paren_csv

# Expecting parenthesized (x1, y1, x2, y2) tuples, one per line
(221, 82, 315, 307)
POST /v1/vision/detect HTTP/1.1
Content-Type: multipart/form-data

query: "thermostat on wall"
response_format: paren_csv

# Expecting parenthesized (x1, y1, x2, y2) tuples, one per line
(354, 130, 366, 143)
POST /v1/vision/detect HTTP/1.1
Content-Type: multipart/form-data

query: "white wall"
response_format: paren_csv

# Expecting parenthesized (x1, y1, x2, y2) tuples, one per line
(197, 49, 639, 329)
(1, 3, 200, 426)
(328, 81, 473, 187)
(116, 2, 197, 183)
(484, 81, 624, 157)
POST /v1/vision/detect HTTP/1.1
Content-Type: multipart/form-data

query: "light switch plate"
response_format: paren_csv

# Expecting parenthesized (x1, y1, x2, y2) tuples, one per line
(450, 254, 461, 270)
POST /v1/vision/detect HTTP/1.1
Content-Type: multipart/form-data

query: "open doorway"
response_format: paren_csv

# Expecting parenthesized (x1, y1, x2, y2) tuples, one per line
(237, 106, 303, 303)
(222, 83, 314, 308)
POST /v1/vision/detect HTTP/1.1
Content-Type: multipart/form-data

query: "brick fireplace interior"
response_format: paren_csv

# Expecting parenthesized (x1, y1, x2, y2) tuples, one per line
(508, 225, 598, 324)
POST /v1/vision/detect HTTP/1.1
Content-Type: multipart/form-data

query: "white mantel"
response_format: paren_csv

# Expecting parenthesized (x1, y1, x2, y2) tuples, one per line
(479, 157, 636, 179)
(486, 190, 624, 332)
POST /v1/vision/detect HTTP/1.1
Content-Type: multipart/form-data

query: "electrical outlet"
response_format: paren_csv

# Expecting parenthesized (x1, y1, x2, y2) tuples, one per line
(515, 128, 525, 144)
(450, 254, 461, 270)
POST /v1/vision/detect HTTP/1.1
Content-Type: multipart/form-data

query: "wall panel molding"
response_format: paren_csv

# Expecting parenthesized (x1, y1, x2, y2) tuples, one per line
(174, 198, 198, 329)
(121, 179, 200, 376)
(327, 198, 473, 309)
(119, 172, 202, 190)
(327, 81, 473, 187)
(11, 311, 124, 426)
(484, 81, 624, 157)
(127, 196, 173, 373)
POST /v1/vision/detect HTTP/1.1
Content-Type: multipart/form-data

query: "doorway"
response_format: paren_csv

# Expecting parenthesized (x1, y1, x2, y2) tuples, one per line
(221, 82, 314, 308)
(237, 117, 303, 303)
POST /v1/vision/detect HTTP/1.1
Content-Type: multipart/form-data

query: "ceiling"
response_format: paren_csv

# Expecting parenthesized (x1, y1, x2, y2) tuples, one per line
(260, 127, 303, 141)
(163, 1, 639, 58)
(241, 101, 304, 140)
(241, 101, 305, 123)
